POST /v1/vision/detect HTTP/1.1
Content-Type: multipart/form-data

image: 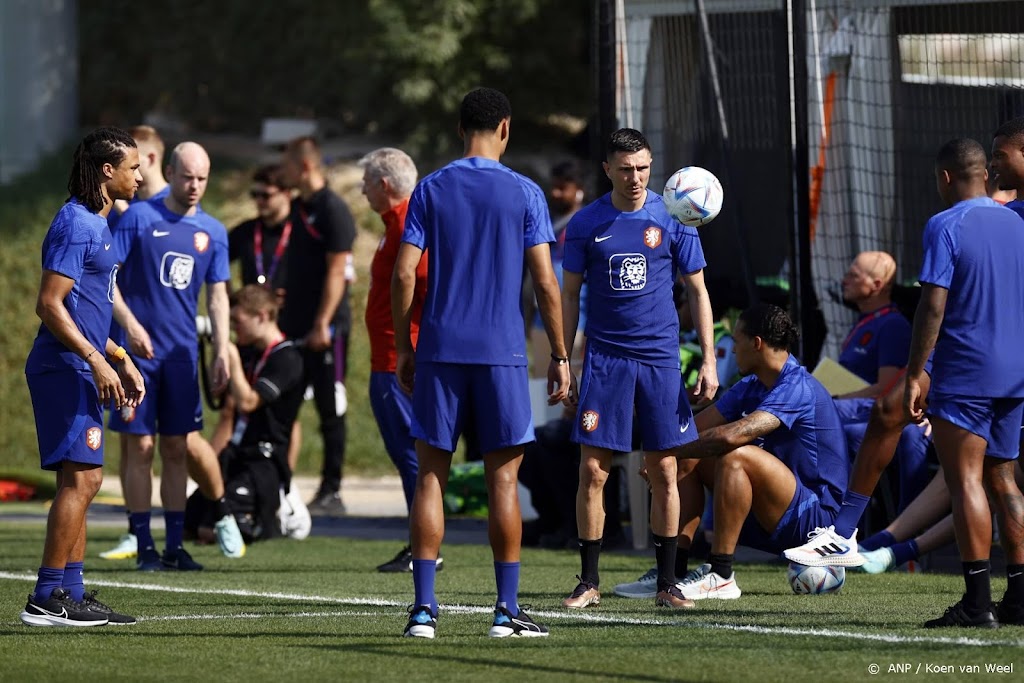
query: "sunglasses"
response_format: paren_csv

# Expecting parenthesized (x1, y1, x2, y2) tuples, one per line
(249, 189, 277, 200)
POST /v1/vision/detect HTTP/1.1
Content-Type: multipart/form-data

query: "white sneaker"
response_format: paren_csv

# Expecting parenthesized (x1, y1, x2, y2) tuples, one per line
(676, 563, 742, 600)
(279, 486, 312, 540)
(613, 567, 658, 599)
(783, 526, 864, 567)
(99, 533, 138, 560)
(214, 515, 246, 559)
(855, 547, 895, 574)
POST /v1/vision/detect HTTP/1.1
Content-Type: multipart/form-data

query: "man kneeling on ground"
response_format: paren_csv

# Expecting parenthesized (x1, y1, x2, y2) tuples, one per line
(186, 285, 309, 544)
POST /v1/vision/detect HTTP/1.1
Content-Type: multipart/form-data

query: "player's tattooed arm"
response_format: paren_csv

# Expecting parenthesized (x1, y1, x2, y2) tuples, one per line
(676, 410, 781, 459)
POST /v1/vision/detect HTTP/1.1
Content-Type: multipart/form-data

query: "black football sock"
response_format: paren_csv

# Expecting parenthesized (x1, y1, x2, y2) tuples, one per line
(962, 560, 992, 613)
(709, 552, 734, 580)
(652, 534, 678, 591)
(579, 539, 602, 586)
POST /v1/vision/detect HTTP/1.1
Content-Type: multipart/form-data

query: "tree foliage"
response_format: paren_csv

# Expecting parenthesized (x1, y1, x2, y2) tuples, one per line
(80, 0, 591, 154)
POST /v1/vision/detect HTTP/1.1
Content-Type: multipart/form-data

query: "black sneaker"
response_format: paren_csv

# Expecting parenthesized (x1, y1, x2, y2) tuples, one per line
(377, 547, 445, 573)
(996, 599, 1024, 626)
(403, 604, 437, 639)
(924, 600, 999, 629)
(308, 491, 346, 517)
(82, 590, 137, 625)
(20, 588, 108, 627)
(137, 546, 164, 572)
(378, 546, 413, 573)
(162, 546, 204, 571)
(489, 605, 549, 638)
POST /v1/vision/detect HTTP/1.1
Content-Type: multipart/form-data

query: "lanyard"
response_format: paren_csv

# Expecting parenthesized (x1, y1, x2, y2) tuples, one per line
(841, 303, 899, 351)
(297, 204, 322, 240)
(245, 333, 286, 385)
(253, 220, 292, 286)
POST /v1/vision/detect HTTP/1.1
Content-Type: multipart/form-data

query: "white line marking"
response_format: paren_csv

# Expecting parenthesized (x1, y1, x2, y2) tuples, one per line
(1, 571, 1019, 647)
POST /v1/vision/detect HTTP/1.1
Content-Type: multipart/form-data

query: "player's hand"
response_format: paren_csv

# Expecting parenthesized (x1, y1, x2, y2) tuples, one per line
(305, 323, 332, 352)
(88, 353, 126, 409)
(126, 323, 154, 360)
(116, 356, 146, 408)
(562, 372, 580, 408)
(396, 349, 415, 395)
(904, 377, 926, 422)
(547, 360, 570, 405)
(211, 351, 230, 395)
(692, 361, 719, 403)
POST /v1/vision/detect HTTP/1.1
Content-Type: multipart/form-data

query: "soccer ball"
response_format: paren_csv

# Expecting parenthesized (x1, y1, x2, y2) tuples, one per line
(662, 166, 724, 227)
(787, 562, 845, 595)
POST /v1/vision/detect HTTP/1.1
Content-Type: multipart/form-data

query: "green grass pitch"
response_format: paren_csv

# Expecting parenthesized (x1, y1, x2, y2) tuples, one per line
(1, 522, 1021, 682)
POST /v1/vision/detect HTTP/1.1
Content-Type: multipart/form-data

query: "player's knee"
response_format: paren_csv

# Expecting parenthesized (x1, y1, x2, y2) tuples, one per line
(579, 459, 609, 489)
(872, 393, 906, 430)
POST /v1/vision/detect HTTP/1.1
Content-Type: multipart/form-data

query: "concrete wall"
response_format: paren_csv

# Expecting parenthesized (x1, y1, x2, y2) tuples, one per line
(0, 0, 77, 184)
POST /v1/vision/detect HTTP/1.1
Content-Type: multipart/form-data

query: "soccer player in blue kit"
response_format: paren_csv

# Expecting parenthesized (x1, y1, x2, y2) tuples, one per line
(560, 128, 719, 610)
(672, 304, 849, 600)
(21, 128, 146, 626)
(905, 138, 1024, 628)
(393, 87, 570, 638)
(109, 142, 231, 572)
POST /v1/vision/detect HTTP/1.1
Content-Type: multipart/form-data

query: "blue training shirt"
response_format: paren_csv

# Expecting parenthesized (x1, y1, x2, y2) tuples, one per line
(402, 157, 554, 366)
(108, 185, 170, 233)
(26, 199, 119, 375)
(113, 196, 230, 362)
(714, 356, 849, 515)
(837, 304, 910, 384)
(918, 196, 1024, 397)
(562, 191, 706, 367)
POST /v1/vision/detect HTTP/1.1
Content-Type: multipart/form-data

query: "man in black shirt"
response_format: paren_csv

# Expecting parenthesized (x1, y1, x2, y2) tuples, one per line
(228, 164, 293, 300)
(188, 285, 307, 542)
(279, 136, 356, 515)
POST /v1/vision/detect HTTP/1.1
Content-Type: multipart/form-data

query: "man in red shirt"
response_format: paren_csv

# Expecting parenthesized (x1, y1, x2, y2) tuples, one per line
(359, 148, 439, 572)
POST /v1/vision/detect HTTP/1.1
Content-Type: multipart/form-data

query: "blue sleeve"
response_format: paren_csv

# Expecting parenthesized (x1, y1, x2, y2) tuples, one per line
(523, 180, 555, 248)
(671, 223, 707, 275)
(876, 316, 911, 368)
(42, 213, 90, 281)
(561, 213, 586, 274)
(401, 185, 427, 250)
(206, 222, 231, 284)
(756, 376, 808, 430)
(713, 381, 747, 421)
(918, 216, 957, 289)
(112, 208, 142, 263)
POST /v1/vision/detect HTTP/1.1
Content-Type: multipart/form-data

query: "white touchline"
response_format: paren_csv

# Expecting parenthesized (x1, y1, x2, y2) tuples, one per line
(0, 571, 1019, 647)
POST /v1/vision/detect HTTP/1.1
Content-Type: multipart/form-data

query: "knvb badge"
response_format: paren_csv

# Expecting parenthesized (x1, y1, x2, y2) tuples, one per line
(85, 427, 102, 451)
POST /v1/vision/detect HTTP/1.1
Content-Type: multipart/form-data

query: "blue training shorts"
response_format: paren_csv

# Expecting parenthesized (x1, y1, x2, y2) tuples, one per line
(108, 356, 201, 435)
(738, 481, 836, 555)
(27, 370, 106, 471)
(411, 362, 534, 454)
(927, 393, 1024, 460)
(572, 345, 697, 452)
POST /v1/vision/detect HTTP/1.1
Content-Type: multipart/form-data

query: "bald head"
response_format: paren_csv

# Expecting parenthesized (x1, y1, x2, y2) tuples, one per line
(165, 141, 211, 212)
(843, 250, 898, 310)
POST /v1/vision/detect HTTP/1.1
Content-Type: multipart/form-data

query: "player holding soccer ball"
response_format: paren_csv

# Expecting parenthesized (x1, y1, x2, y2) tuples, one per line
(670, 304, 849, 601)
(560, 128, 719, 610)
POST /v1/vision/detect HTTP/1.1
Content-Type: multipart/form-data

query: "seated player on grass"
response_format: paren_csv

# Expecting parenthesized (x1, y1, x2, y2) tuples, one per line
(670, 304, 848, 600)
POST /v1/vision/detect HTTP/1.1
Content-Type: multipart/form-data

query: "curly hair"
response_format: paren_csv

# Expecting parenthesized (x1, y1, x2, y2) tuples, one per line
(67, 127, 137, 213)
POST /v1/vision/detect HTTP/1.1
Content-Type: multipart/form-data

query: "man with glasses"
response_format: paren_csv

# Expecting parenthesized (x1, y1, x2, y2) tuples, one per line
(229, 164, 294, 300)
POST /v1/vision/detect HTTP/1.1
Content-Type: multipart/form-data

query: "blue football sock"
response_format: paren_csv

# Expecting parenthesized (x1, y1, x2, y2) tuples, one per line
(130, 511, 155, 551)
(891, 539, 919, 567)
(33, 566, 65, 603)
(62, 561, 85, 602)
(859, 529, 896, 552)
(165, 511, 185, 553)
(833, 492, 870, 538)
(494, 561, 520, 614)
(412, 559, 438, 615)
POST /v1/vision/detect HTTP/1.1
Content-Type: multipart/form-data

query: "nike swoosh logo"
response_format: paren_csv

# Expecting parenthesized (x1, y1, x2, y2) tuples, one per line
(34, 605, 68, 618)
(1010, 571, 1023, 578)
(968, 568, 987, 575)
(194, 416, 203, 423)
(104, 244, 111, 250)
(680, 422, 690, 433)
(153, 230, 170, 237)
(595, 235, 613, 242)
(741, 411, 750, 417)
